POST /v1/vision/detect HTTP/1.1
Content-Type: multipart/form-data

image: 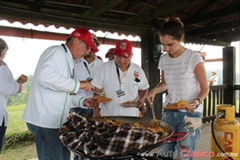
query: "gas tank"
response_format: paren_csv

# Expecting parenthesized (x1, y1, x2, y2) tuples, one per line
(211, 104, 240, 160)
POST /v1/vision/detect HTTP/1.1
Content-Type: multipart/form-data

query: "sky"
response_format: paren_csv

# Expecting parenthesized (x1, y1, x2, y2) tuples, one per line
(0, 20, 239, 83)
(2, 35, 141, 78)
(1, 20, 142, 78)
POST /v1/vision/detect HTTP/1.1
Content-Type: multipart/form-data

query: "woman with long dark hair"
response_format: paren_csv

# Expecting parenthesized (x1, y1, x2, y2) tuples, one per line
(147, 17, 209, 160)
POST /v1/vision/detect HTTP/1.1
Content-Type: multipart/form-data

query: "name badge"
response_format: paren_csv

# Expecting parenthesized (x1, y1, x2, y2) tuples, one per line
(116, 89, 125, 97)
(87, 77, 93, 82)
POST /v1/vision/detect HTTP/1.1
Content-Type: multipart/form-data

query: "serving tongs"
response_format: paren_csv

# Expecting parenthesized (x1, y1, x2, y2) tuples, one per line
(151, 104, 156, 119)
(93, 90, 105, 97)
(150, 104, 159, 126)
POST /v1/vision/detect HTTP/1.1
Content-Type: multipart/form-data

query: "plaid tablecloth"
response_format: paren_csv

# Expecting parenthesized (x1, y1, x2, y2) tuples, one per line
(59, 113, 160, 158)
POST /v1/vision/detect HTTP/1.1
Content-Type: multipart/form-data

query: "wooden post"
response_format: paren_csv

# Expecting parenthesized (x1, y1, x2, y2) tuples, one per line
(140, 31, 162, 119)
(222, 46, 236, 104)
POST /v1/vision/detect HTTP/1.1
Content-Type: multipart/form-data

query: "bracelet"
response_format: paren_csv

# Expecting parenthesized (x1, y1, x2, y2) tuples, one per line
(194, 98, 200, 108)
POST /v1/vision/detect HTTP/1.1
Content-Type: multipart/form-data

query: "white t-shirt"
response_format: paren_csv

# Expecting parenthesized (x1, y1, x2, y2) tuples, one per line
(158, 49, 204, 113)
(72, 56, 104, 109)
(0, 60, 19, 127)
(91, 60, 149, 116)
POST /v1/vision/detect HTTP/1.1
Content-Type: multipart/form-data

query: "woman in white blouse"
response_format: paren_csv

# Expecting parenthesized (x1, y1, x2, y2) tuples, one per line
(0, 38, 28, 153)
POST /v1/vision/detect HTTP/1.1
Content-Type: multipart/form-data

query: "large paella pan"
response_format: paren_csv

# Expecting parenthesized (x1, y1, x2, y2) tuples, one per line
(59, 113, 186, 159)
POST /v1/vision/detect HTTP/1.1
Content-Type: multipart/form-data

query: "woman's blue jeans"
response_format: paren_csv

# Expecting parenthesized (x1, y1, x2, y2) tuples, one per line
(27, 123, 70, 160)
(159, 110, 202, 160)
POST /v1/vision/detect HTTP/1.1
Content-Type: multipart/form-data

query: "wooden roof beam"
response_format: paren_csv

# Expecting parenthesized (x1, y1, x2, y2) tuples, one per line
(45, 1, 90, 8)
(183, 5, 240, 26)
(192, 0, 219, 15)
(31, 0, 45, 11)
(186, 19, 240, 36)
(125, 0, 140, 11)
(0, 6, 150, 34)
(82, 0, 123, 19)
(123, 0, 206, 25)
(138, 1, 157, 8)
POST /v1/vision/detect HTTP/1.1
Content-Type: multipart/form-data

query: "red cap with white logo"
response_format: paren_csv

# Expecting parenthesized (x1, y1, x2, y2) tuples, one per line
(114, 39, 132, 58)
(105, 48, 115, 58)
(70, 28, 99, 53)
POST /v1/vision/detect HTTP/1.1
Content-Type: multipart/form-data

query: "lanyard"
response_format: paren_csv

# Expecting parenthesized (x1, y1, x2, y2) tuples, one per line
(83, 60, 95, 77)
(115, 63, 128, 88)
(61, 44, 74, 78)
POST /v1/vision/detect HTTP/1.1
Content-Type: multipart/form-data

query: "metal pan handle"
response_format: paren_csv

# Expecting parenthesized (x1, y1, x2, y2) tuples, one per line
(165, 132, 188, 141)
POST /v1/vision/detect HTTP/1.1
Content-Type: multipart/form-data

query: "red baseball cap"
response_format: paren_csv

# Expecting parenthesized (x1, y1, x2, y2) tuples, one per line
(96, 55, 102, 60)
(70, 28, 99, 53)
(105, 48, 115, 58)
(114, 39, 132, 58)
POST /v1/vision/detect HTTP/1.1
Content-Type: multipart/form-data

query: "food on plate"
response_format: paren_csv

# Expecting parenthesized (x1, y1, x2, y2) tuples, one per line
(167, 100, 188, 107)
(95, 93, 112, 103)
(122, 101, 132, 104)
(177, 100, 188, 107)
(96, 96, 112, 103)
(167, 103, 177, 107)
(120, 101, 139, 107)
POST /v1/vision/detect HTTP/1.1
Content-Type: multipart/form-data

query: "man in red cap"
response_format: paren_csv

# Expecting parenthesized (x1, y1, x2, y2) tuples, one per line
(22, 28, 98, 160)
(105, 48, 115, 61)
(71, 33, 104, 160)
(91, 39, 149, 117)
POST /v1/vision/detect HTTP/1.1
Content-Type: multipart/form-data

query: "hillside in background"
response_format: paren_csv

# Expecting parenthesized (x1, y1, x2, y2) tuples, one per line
(8, 75, 32, 106)
(8, 67, 239, 107)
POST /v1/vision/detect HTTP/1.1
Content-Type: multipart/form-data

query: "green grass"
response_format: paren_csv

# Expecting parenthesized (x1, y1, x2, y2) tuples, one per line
(1, 102, 239, 159)
(0, 104, 37, 160)
(6, 104, 29, 135)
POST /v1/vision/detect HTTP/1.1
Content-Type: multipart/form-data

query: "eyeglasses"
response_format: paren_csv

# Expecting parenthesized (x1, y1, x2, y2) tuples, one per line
(80, 40, 91, 52)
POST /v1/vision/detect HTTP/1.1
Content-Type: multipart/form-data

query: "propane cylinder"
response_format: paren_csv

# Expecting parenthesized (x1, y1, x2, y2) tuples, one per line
(211, 104, 240, 160)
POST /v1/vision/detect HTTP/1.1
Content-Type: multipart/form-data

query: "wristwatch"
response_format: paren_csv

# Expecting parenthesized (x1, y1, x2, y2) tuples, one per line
(17, 78, 22, 83)
(194, 98, 200, 108)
